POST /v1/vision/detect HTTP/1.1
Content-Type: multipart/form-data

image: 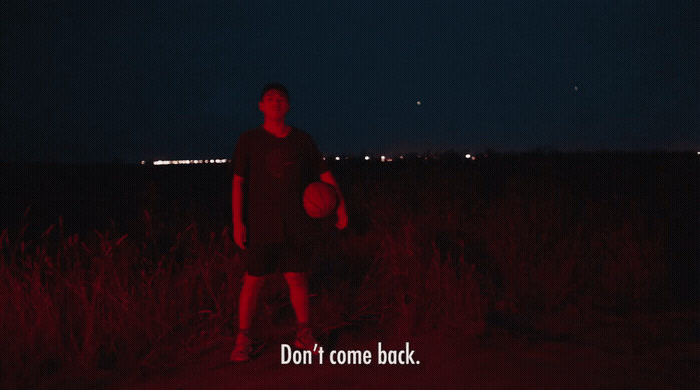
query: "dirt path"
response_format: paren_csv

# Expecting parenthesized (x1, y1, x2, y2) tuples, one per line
(107, 319, 700, 389)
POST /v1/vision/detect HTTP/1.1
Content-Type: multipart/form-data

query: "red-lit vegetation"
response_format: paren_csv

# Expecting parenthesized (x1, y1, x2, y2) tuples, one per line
(1, 154, 693, 388)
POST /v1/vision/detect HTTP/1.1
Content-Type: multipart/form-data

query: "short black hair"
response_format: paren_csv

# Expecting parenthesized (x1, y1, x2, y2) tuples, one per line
(259, 83, 289, 102)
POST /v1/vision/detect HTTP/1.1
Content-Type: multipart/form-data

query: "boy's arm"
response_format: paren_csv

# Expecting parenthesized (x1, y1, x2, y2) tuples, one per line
(232, 174, 246, 249)
(320, 171, 348, 230)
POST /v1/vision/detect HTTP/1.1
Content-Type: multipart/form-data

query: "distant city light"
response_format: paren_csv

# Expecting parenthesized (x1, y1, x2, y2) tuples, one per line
(139, 153, 501, 165)
(152, 159, 229, 166)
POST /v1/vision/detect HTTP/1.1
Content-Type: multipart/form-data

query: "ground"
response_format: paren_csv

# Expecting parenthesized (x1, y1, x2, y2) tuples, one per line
(98, 311, 699, 390)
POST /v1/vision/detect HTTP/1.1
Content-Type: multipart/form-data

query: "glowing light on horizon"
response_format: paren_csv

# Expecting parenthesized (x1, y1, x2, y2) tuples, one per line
(365, 156, 370, 160)
(153, 159, 229, 166)
(465, 154, 471, 159)
(335, 156, 341, 161)
(381, 155, 386, 162)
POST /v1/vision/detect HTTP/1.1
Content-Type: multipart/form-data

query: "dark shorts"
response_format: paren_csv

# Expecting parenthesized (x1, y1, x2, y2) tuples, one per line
(240, 242, 313, 277)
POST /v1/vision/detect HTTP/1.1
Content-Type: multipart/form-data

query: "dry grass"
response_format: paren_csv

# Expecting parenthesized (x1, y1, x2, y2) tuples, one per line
(0, 160, 669, 387)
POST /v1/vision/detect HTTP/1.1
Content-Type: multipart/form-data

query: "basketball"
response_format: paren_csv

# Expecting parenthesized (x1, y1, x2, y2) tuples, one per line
(303, 182, 338, 218)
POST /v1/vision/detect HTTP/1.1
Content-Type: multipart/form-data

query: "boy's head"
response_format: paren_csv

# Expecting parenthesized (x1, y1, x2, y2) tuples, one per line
(259, 83, 289, 103)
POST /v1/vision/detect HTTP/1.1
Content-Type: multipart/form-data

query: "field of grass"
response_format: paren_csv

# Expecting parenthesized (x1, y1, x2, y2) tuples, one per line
(0, 153, 697, 388)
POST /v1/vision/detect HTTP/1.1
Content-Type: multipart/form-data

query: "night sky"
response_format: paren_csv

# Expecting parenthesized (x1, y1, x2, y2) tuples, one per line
(2, 1, 698, 163)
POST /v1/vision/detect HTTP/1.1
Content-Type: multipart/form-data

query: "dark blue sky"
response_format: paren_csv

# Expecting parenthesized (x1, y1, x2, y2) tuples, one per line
(2, 1, 698, 162)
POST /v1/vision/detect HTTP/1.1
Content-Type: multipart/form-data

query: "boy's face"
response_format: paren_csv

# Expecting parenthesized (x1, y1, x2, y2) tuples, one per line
(258, 89, 289, 120)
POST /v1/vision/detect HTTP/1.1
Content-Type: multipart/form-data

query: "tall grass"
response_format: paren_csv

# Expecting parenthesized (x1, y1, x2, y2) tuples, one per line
(0, 210, 240, 387)
(0, 158, 670, 387)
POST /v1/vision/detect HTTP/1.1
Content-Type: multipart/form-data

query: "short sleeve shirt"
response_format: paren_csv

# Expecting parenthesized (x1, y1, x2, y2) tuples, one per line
(233, 126, 329, 244)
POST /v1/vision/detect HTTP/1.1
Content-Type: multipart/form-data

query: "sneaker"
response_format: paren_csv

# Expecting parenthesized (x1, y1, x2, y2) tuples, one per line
(230, 332, 265, 362)
(294, 327, 321, 355)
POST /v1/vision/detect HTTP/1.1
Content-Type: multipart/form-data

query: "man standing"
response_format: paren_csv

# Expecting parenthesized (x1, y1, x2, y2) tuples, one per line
(230, 83, 348, 362)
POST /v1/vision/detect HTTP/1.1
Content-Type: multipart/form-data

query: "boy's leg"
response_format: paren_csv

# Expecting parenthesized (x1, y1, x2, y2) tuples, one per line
(239, 273, 266, 331)
(283, 272, 310, 325)
(280, 242, 320, 352)
(237, 244, 275, 332)
(281, 241, 314, 326)
(284, 271, 321, 353)
(231, 272, 266, 362)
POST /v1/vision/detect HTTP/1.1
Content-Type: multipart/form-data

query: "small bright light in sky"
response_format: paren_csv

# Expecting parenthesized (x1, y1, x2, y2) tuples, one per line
(335, 156, 340, 161)
(417, 101, 421, 105)
(365, 156, 370, 160)
(574, 86, 578, 91)
(465, 154, 471, 159)
(381, 155, 386, 162)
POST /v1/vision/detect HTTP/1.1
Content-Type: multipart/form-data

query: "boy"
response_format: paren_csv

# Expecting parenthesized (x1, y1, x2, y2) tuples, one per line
(230, 83, 348, 362)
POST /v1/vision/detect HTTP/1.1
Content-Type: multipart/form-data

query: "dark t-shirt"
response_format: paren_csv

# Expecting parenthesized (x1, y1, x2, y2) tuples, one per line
(233, 126, 329, 244)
